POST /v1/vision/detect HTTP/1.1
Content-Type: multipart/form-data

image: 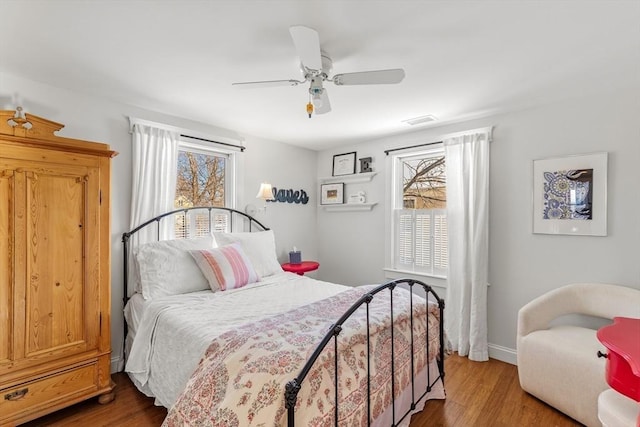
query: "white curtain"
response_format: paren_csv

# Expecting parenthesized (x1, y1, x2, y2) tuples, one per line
(128, 123, 180, 294)
(130, 123, 180, 240)
(444, 128, 491, 361)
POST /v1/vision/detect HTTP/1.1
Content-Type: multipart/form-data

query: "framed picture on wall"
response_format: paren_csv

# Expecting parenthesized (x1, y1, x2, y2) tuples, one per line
(320, 183, 345, 205)
(532, 152, 608, 236)
(332, 152, 357, 176)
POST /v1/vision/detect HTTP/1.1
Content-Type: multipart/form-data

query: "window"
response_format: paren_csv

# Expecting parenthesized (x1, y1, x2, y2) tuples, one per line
(392, 149, 448, 277)
(173, 139, 235, 238)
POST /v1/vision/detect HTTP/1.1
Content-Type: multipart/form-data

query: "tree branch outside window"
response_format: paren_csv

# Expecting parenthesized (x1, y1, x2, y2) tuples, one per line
(402, 155, 446, 209)
(175, 151, 225, 208)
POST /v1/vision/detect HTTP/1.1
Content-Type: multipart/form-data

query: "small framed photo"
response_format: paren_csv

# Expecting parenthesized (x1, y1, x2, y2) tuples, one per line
(320, 183, 345, 205)
(332, 152, 357, 176)
(359, 156, 373, 173)
(532, 152, 608, 236)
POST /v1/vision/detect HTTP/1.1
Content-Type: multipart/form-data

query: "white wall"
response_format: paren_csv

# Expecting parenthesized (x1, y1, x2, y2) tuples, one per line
(0, 72, 318, 372)
(4, 70, 638, 369)
(316, 87, 640, 364)
(242, 135, 318, 265)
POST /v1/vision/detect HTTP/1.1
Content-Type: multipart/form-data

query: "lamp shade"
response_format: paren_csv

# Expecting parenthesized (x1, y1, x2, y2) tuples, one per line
(256, 183, 273, 200)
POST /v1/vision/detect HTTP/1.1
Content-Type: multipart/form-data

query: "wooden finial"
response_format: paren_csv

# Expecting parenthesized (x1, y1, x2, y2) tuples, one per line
(11, 107, 29, 128)
(0, 108, 65, 138)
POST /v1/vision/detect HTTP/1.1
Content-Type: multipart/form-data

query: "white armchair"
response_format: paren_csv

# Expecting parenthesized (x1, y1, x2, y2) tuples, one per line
(517, 283, 640, 427)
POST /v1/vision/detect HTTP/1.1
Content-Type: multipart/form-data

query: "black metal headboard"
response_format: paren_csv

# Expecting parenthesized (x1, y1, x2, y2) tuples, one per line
(120, 207, 268, 366)
(121, 206, 268, 305)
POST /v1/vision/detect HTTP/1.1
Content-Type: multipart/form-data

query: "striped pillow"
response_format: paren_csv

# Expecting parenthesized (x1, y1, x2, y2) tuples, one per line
(189, 243, 260, 291)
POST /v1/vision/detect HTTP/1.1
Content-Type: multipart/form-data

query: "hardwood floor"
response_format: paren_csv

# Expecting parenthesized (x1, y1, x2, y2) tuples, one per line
(412, 355, 581, 427)
(21, 354, 582, 427)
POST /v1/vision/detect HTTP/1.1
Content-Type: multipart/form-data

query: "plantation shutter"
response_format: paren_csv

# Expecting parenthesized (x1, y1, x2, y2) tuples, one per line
(212, 212, 229, 232)
(174, 209, 230, 238)
(414, 211, 431, 272)
(395, 210, 414, 269)
(433, 210, 448, 276)
(394, 209, 448, 275)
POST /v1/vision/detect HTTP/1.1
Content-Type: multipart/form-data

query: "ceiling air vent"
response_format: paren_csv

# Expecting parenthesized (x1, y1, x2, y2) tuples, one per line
(402, 115, 438, 126)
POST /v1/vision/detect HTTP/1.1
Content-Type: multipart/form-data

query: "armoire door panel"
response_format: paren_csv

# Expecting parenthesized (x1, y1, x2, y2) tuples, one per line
(24, 169, 98, 358)
(0, 171, 14, 364)
(83, 167, 101, 351)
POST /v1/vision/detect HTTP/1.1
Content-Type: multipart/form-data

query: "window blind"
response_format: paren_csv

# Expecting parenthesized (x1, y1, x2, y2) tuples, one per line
(394, 209, 448, 275)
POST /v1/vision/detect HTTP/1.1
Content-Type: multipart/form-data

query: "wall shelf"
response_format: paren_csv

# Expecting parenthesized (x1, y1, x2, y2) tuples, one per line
(319, 171, 377, 184)
(321, 202, 378, 212)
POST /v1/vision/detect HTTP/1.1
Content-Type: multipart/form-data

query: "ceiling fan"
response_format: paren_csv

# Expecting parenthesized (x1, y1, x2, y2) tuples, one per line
(232, 26, 406, 117)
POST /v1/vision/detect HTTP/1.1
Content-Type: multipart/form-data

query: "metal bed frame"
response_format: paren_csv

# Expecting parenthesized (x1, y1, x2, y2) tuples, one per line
(121, 207, 445, 427)
(121, 206, 268, 355)
(121, 206, 268, 306)
(285, 278, 444, 426)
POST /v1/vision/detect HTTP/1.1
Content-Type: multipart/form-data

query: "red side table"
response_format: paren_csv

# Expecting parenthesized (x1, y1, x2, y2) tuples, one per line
(597, 317, 640, 402)
(281, 261, 319, 276)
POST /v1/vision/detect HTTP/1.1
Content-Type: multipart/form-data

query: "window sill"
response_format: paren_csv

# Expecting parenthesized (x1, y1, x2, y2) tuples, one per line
(383, 268, 447, 289)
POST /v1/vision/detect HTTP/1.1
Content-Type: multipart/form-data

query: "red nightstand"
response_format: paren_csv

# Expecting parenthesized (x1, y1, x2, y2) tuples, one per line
(281, 261, 319, 276)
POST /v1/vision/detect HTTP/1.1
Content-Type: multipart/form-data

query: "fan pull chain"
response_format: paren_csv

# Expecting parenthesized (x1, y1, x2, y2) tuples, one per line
(306, 92, 313, 118)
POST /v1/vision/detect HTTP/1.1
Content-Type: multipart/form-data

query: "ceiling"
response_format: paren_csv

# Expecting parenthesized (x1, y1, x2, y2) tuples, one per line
(1, 1, 638, 151)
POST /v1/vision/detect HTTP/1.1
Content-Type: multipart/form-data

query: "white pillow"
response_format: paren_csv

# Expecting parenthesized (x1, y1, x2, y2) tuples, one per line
(135, 236, 216, 300)
(213, 230, 283, 278)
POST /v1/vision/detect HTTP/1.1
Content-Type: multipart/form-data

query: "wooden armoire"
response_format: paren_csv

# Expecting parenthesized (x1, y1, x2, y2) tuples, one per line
(0, 110, 116, 425)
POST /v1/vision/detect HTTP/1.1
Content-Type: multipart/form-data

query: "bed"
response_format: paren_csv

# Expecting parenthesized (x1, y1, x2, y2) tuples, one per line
(122, 207, 445, 426)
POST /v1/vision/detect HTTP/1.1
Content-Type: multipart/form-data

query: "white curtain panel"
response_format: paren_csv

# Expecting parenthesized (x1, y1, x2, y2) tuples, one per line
(128, 123, 180, 294)
(444, 128, 491, 361)
(130, 123, 180, 240)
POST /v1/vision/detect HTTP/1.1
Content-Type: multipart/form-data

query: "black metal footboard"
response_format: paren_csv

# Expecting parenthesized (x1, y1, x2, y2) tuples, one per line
(285, 278, 445, 427)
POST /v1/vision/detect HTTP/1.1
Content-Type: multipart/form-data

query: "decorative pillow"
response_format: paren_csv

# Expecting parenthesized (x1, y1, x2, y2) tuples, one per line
(213, 230, 283, 278)
(134, 236, 215, 300)
(189, 243, 260, 291)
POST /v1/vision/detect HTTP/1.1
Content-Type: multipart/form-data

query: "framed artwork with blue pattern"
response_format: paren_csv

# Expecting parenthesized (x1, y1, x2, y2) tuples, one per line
(533, 152, 608, 236)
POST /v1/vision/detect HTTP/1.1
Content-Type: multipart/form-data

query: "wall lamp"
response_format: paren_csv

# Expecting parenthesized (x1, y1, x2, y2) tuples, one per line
(255, 182, 273, 201)
(246, 182, 273, 216)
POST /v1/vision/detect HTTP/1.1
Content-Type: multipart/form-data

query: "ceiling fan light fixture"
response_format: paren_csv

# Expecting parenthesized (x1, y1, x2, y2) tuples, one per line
(312, 91, 323, 108)
(232, 26, 405, 117)
(402, 114, 438, 126)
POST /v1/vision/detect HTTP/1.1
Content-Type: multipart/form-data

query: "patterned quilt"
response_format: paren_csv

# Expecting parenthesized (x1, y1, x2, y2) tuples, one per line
(163, 284, 441, 427)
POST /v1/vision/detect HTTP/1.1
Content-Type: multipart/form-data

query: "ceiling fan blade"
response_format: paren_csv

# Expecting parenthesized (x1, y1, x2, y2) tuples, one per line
(232, 79, 303, 88)
(315, 90, 331, 115)
(332, 68, 406, 86)
(289, 25, 322, 70)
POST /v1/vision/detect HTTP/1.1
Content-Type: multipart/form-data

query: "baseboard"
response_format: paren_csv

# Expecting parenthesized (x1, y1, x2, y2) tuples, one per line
(111, 355, 124, 374)
(488, 343, 517, 365)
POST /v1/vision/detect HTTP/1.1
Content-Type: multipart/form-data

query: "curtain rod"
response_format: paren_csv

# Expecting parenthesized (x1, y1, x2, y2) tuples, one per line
(384, 140, 442, 156)
(180, 134, 245, 152)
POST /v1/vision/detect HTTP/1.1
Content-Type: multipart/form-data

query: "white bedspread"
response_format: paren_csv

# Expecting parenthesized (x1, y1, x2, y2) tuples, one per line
(125, 272, 348, 408)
